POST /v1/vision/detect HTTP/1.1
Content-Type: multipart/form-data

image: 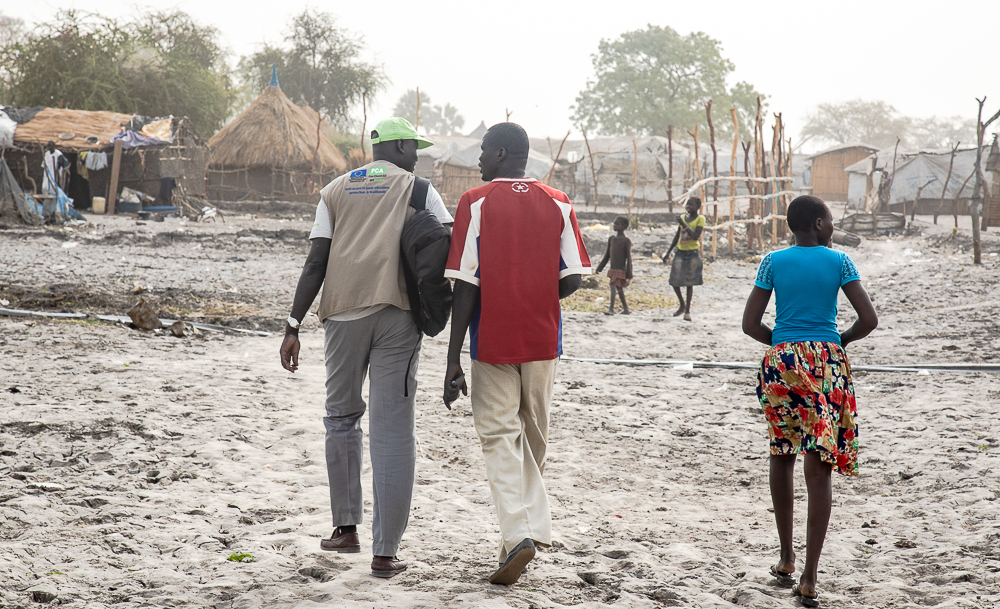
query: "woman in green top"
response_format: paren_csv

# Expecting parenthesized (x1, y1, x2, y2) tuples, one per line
(662, 196, 705, 321)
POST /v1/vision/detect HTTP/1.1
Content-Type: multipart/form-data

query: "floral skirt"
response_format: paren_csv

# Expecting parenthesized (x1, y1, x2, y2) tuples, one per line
(607, 268, 630, 288)
(756, 341, 859, 476)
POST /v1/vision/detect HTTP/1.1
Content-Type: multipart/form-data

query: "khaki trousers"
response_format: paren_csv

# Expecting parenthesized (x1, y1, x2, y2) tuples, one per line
(471, 358, 557, 562)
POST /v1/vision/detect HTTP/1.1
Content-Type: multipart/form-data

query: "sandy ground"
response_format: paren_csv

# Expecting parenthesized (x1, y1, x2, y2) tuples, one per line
(1, 211, 999, 608)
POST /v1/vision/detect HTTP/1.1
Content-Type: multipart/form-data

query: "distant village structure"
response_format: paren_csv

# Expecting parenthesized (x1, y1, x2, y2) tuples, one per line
(804, 143, 879, 202)
(206, 72, 346, 202)
(1, 106, 206, 213)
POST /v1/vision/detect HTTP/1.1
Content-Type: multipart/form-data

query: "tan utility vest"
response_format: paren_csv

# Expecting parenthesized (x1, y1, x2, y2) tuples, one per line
(317, 161, 415, 321)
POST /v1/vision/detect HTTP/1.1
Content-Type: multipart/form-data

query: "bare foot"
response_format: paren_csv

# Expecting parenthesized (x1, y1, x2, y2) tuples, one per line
(673, 308, 685, 317)
(621, 309, 631, 315)
(683, 312, 692, 321)
(603, 310, 615, 316)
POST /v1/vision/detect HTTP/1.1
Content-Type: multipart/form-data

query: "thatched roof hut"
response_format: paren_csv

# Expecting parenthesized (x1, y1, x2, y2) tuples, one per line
(207, 86, 346, 202)
(12, 108, 136, 151)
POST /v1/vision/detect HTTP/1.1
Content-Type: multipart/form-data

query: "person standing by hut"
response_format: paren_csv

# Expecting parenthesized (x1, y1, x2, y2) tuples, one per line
(41, 141, 69, 218)
(742, 195, 878, 607)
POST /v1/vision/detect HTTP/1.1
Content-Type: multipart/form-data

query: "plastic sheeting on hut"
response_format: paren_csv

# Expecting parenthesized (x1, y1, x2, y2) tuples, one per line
(0, 157, 40, 225)
(845, 146, 993, 213)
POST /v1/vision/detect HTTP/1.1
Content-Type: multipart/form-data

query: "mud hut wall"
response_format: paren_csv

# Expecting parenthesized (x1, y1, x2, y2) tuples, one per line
(85, 146, 207, 203)
(810, 147, 874, 202)
(208, 167, 335, 202)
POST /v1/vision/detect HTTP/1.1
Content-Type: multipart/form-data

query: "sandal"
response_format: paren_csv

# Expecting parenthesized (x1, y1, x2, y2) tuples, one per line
(792, 583, 820, 607)
(769, 565, 795, 585)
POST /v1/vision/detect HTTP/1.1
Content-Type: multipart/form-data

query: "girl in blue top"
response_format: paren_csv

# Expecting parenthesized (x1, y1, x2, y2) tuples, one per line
(742, 195, 878, 607)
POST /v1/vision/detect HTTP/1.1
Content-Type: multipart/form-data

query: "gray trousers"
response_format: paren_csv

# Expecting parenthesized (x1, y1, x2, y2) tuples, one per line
(323, 306, 421, 557)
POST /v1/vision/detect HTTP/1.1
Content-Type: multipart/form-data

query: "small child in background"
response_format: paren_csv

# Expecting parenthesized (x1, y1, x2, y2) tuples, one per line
(662, 197, 705, 321)
(595, 216, 633, 315)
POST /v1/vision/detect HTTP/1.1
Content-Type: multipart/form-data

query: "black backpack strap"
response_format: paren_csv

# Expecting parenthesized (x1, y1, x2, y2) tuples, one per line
(409, 177, 430, 211)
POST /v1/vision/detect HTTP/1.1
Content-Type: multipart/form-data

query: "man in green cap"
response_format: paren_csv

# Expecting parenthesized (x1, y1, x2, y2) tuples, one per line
(280, 117, 452, 578)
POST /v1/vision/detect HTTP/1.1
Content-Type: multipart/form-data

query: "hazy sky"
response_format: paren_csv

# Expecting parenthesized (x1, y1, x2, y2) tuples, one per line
(7, 0, 999, 152)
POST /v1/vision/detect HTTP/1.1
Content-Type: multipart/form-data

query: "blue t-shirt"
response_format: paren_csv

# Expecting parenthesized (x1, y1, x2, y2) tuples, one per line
(754, 246, 861, 346)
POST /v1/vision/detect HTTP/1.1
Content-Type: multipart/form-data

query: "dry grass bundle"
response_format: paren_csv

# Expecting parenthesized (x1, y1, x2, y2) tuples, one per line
(207, 87, 346, 173)
(13, 108, 135, 151)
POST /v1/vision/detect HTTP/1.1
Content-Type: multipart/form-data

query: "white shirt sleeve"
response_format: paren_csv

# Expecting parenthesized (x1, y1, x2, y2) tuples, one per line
(309, 199, 333, 240)
(556, 199, 591, 277)
(425, 185, 454, 224)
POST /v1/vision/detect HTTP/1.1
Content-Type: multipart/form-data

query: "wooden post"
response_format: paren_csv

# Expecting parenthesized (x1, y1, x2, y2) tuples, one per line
(971, 97, 1000, 263)
(712, 203, 718, 258)
(581, 126, 599, 211)
(742, 141, 753, 250)
(936, 142, 960, 225)
(784, 136, 793, 238)
(666, 125, 674, 214)
(544, 130, 570, 185)
(687, 125, 703, 201)
(628, 139, 637, 216)
(706, 100, 718, 201)
(754, 97, 765, 248)
(771, 114, 781, 244)
(729, 109, 738, 254)
(107, 139, 123, 214)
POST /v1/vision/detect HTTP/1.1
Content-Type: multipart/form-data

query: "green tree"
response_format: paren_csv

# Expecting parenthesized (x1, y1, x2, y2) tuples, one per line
(126, 11, 236, 137)
(801, 100, 911, 149)
(908, 115, 977, 149)
(238, 10, 384, 130)
(392, 89, 466, 135)
(0, 10, 236, 137)
(572, 25, 764, 140)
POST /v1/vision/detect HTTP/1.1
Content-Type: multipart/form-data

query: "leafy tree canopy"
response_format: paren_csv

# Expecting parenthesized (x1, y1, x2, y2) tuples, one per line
(238, 10, 384, 131)
(0, 10, 236, 138)
(802, 99, 978, 150)
(392, 89, 466, 136)
(572, 25, 764, 141)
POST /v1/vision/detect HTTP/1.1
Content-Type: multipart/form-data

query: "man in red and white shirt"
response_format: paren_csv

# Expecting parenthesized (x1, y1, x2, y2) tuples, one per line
(443, 123, 590, 585)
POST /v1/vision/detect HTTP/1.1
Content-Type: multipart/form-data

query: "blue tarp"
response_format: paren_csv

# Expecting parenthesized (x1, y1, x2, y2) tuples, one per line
(110, 130, 170, 149)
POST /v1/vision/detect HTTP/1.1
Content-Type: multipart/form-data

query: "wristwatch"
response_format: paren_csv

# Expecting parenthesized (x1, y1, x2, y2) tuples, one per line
(286, 315, 301, 329)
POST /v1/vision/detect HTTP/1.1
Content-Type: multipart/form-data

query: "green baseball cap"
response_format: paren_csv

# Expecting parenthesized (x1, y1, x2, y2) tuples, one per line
(370, 117, 434, 149)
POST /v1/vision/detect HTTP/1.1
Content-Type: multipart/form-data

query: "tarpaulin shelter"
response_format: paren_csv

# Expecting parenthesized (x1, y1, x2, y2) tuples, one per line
(844, 146, 992, 214)
(0, 156, 40, 225)
(1, 106, 206, 210)
(206, 84, 346, 202)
